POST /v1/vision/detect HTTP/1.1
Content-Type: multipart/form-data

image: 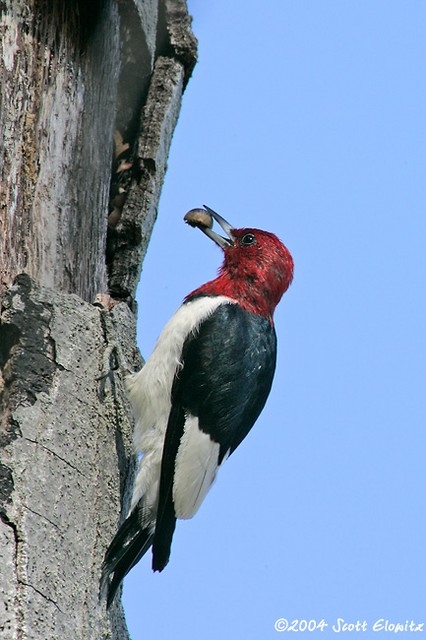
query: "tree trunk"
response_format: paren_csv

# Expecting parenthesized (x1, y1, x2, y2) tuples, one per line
(0, 1, 197, 638)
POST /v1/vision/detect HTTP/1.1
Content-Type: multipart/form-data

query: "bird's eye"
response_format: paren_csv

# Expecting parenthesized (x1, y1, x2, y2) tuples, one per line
(241, 233, 256, 246)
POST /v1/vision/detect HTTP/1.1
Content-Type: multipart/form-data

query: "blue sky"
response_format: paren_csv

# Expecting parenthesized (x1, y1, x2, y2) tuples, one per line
(123, 2, 426, 638)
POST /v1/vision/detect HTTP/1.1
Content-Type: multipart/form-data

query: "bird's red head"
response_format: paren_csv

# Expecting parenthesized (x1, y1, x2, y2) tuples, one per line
(186, 207, 294, 320)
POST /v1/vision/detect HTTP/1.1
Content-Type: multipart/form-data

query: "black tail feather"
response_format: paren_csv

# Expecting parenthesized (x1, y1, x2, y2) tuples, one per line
(151, 499, 176, 572)
(151, 402, 182, 572)
(100, 506, 154, 608)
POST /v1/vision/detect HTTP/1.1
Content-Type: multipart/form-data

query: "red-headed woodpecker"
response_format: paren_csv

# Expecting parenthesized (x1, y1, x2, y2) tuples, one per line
(101, 206, 294, 607)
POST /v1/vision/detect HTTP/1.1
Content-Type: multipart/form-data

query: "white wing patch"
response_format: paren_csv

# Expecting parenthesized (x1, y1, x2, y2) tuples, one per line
(173, 415, 228, 519)
(173, 415, 220, 519)
(126, 295, 234, 513)
(173, 414, 228, 519)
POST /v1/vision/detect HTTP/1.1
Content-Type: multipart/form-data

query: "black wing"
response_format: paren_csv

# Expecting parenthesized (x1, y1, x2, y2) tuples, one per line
(152, 301, 277, 571)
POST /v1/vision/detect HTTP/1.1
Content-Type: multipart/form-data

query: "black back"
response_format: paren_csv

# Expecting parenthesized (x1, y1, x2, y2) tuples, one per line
(152, 301, 277, 571)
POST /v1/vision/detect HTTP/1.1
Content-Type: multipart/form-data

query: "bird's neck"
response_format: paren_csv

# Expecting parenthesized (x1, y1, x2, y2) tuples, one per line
(187, 270, 278, 321)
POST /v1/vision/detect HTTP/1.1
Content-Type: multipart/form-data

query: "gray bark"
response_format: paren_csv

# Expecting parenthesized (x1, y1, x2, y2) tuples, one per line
(0, 1, 197, 638)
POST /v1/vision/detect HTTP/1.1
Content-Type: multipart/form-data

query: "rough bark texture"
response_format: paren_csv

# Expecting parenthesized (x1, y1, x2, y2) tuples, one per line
(0, 275, 140, 639)
(0, 1, 197, 638)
